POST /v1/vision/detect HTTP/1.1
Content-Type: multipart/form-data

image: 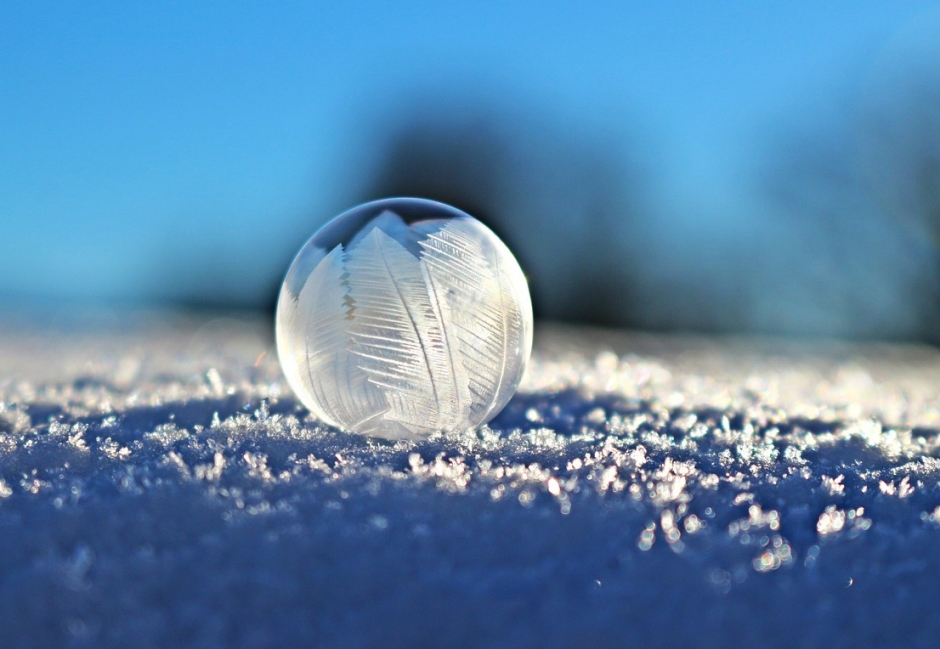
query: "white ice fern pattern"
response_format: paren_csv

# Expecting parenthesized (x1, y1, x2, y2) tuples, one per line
(277, 212, 532, 439)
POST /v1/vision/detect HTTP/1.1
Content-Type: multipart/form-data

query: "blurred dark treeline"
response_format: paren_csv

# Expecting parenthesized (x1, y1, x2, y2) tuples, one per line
(333, 59, 940, 343)
(212, 57, 940, 344)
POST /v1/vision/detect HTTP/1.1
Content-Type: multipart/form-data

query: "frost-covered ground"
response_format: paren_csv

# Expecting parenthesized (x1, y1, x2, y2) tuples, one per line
(2, 311, 940, 648)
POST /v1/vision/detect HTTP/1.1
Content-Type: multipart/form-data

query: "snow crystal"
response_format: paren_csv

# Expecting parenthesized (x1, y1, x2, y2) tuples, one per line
(2, 312, 940, 647)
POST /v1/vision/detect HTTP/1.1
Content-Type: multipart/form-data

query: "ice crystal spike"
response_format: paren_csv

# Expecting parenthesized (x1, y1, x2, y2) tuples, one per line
(276, 198, 533, 439)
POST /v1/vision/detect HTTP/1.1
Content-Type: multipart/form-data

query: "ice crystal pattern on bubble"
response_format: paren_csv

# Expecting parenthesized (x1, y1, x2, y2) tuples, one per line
(277, 207, 533, 439)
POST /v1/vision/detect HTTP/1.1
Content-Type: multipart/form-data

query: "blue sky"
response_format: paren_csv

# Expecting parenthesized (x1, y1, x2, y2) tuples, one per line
(2, 1, 938, 313)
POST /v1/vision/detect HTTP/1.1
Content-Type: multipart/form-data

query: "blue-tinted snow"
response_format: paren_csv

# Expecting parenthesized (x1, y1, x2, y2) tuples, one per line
(2, 312, 940, 648)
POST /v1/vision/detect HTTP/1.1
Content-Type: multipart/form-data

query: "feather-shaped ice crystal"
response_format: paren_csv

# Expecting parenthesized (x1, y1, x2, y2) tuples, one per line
(276, 198, 533, 439)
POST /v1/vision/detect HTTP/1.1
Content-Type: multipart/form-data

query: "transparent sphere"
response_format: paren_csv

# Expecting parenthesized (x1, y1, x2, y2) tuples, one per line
(276, 198, 533, 440)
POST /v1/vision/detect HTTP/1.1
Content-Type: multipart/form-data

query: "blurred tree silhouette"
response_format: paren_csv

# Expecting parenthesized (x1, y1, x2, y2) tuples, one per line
(860, 63, 940, 343)
(861, 66, 940, 245)
(756, 63, 940, 343)
(757, 130, 925, 340)
(355, 99, 644, 327)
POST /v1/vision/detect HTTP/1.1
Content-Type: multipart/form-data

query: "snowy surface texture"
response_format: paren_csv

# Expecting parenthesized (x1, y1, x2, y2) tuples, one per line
(3, 311, 940, 648)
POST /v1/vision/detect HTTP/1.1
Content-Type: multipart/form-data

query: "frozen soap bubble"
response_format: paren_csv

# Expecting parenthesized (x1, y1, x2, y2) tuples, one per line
(276, 198, 533, 440)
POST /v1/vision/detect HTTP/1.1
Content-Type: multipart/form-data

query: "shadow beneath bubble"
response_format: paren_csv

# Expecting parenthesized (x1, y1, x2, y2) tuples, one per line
(489, 389, 645, 434)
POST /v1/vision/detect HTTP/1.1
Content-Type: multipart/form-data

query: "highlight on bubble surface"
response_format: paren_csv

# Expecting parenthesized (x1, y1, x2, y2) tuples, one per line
(275, 197, 533, 440)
